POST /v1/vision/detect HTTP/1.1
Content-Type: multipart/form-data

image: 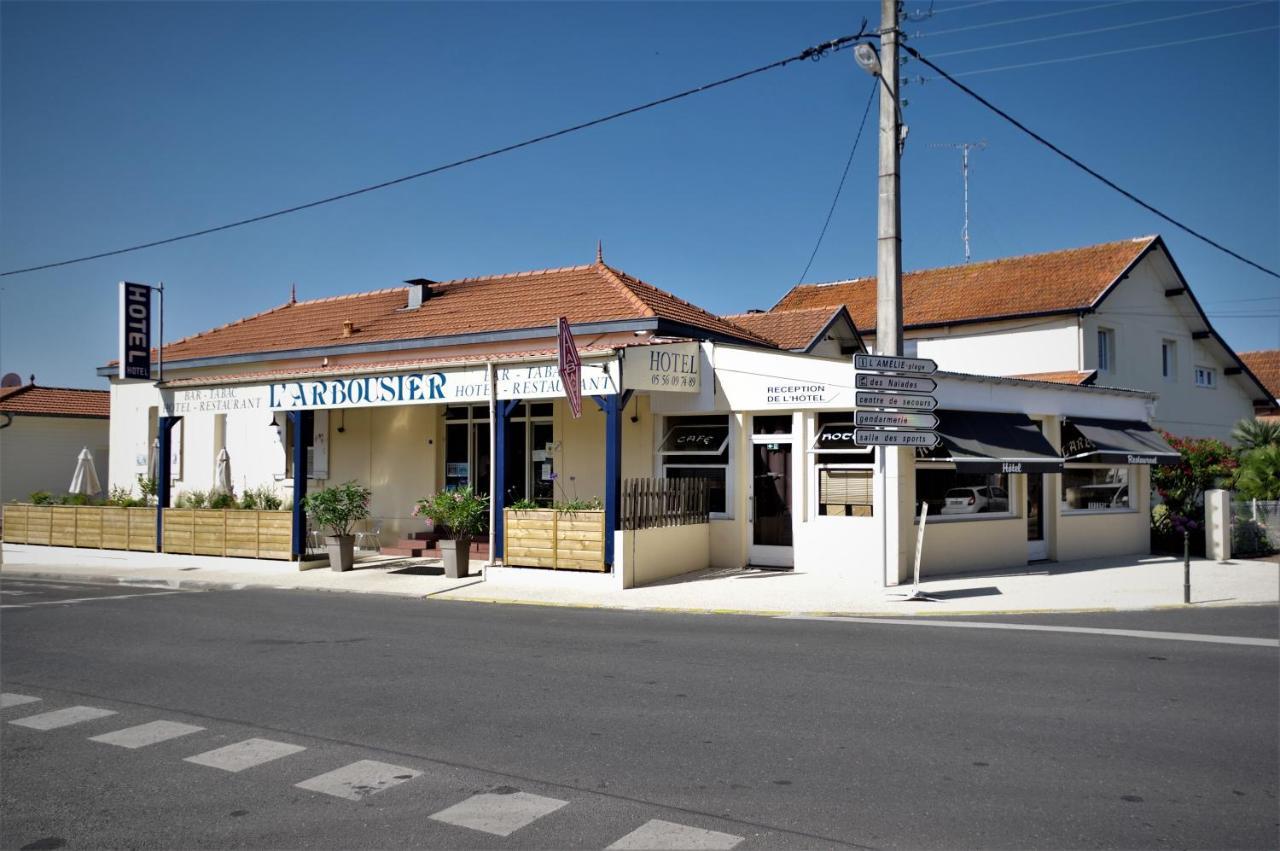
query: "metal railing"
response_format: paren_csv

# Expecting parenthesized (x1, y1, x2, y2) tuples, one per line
(1232, 498, 1280, 556)
(622, 477, 710, 531)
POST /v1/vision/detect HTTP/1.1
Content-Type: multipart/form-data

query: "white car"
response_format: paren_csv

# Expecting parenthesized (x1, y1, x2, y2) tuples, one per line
(940, 485, 1009, 515)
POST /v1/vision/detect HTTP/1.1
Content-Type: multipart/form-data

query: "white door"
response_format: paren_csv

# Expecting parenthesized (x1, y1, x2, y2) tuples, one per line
(749, 430, 794, 568)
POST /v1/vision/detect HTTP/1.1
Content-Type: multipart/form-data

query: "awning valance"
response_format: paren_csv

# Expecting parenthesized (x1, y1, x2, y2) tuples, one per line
(921, 410, 1063, 474)
(1061, 417, 1180, 465)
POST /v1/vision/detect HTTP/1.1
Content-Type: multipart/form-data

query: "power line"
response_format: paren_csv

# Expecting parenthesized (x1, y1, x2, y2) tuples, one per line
(0, 28, 872, 279)
(929, 1, 1005, 16)
(797, 82, 878, 285)
(901, 43, 1280, 281)
(912, 0, 1144, 39)
(928, 0, 1267, 59)
(913, 25, 1279, 79)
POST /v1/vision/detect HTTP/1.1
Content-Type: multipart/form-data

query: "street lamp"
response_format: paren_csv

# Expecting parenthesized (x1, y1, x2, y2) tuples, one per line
(853, 42, 881, 76)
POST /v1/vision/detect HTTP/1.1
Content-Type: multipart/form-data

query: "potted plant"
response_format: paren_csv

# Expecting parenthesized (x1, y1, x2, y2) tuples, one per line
(415, 486, 488, 578)
(304, 480, 372, 571)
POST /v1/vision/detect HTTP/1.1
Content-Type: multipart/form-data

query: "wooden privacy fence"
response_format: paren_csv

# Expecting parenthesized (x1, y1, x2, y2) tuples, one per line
(2, 504, 157, 551)
(622, 477, 710, 531)
(1, 504, 291, 560)
(503, 509, 606, 571)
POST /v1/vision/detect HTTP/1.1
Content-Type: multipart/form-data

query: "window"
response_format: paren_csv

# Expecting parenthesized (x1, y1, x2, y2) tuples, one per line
(1194, 366, 1217, 388)
(903, 339, 919, 358)
(1161, 340, 1177, 380)
(1097, 328, 1115, 373)
(501, 404, 555, 505)
(1062, 466, 1131, 512)
(443, 405, 490, 494)
(915, 467, 1013, 519)
(661, 415, 730, 516)
(813, 412, 874, 517)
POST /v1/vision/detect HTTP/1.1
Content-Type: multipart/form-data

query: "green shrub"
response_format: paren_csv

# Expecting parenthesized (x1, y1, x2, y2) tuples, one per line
(61, 493, 92, 506)
(305, 480, 371, 536)
(207, 491, 237, 510)
(414, 486, 488, 539)
(509, 498, 540, 510)
(240, 485, 283, 511)
(555, 497, 602, 512)
(1235, 445, 1280, 501)
(136, 475, 158, 506)
(175, 490, 208, 509)
(29, 491, 54, 505)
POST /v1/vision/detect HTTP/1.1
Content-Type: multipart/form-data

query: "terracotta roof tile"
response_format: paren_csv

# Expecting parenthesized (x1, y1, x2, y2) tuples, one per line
(134, 261, 770, 368)
(1239, 350, 1280, 401)
(773, 237, 1157, 330)
(0, 384, 110, 418)
(1011, 370, 1098, 386)
(720, 307, 843, 350)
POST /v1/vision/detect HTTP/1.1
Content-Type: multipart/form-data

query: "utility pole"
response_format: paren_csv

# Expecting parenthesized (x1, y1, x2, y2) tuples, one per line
(876, 0, 903, 360)
(931, 140, 987, 262)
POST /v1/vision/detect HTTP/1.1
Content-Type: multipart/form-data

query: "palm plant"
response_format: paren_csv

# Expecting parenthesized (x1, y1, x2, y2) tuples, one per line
(1232, 418, 1280, 452)
(1236, 445, 1280, 501)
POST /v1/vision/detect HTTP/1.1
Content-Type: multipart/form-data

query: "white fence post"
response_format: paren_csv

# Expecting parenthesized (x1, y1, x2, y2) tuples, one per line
(1205, 489, 1231, 563)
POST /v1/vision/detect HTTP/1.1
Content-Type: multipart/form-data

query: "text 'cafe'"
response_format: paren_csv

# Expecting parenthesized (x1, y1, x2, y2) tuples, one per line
(100, 260, 1179, 588)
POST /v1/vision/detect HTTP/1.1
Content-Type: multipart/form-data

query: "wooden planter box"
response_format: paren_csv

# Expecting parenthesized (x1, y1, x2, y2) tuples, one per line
(503, 509, 606, 571)
(2, 504, 157, 551)
(1, 504, 290, 560)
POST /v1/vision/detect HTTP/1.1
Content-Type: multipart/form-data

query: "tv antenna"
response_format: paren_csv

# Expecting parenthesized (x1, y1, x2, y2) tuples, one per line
(930, 140, 987, 263)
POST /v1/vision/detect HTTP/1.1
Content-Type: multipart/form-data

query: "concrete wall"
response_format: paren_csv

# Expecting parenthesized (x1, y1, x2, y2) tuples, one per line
(617, 522, 711, 589)
(910, 316, 1082, 377)
(0, 416, 110, 503)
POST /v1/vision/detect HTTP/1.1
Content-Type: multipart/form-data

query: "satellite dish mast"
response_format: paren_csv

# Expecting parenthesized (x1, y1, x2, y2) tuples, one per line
(0, 372, 21, 388)
(930, 140, 987, 263)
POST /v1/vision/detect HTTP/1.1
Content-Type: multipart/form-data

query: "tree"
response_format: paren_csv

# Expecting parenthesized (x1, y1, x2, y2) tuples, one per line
(1236, 445, 1280, 501)
(1232, 418, 1280, 452)
(1150, 432, 1238, 521)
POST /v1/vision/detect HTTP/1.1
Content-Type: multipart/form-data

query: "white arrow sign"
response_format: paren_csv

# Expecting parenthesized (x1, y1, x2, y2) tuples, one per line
(855, 391, 938, 412)
(854, 353, 937, 375)
(854, 373, 937, 394)
(855, 411, 939, 429)
(854, 429, 941, 447)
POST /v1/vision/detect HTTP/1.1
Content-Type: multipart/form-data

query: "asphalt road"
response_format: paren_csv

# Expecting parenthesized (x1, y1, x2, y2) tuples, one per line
(1, 577, 1276, 850)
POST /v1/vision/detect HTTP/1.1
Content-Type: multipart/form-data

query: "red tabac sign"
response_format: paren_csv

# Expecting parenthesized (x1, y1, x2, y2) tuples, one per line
(557, 316, 582, 419)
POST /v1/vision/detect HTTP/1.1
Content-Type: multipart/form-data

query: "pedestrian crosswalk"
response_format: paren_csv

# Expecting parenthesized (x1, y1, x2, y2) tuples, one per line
(3, 690, 746, 849)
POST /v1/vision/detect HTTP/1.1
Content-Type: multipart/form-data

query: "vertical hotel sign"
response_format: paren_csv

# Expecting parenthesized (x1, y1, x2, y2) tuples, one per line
(118, 282, 152, 380)
(557, 316, 583, 419)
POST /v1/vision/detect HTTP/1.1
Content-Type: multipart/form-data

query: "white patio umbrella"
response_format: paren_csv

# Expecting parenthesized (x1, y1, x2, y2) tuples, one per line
(213, 447, 232, 494)
(69, 447, 102, 497)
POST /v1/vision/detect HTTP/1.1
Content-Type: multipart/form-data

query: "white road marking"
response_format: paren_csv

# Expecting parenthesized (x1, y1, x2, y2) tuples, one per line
(779, 615, 1280, 647)
(9, 705, 118, 730)
(430, 791, 568, 837)
(295, 759, 422, 800)
(184, 738, 305, 772)
(608, 819, 745, 850)
(1, 590, 35, 596)
(10, 591, 187, 607)
(90, 720, 205, 749)
(0, 693, 42, 709)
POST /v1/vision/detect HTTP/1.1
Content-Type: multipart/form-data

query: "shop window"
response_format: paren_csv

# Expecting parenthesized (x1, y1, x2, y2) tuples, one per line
(443, 405, 490, 494)
(1062, 466, 1131, 512)
(501, 406, 555, 505)
(813, 412, 874, 517)
(661, 415, 730, 516)
(916, 467, 1012, 519)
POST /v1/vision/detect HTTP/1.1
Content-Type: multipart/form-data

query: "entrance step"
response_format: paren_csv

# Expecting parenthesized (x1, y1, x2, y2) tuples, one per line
(381, 545, 428, 558)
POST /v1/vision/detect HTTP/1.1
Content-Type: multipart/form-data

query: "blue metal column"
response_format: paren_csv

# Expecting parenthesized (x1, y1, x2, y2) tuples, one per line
(592, 391, 632, 568)
(289, 410, 312, 560)
(492, 399, 520, 561)
(154, 415, 182, 551)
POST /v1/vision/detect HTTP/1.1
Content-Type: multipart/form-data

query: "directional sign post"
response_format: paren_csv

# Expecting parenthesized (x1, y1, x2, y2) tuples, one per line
(854, 391, 937, 411)
(855, 411, 939, 430)
(853, 429, 941, 447)
(853, 353, 937, 375)
(854, 373, 937, 394)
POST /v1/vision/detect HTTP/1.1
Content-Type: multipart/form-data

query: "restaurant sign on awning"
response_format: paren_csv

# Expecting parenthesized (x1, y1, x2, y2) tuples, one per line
(1060, 417, 1180, 465)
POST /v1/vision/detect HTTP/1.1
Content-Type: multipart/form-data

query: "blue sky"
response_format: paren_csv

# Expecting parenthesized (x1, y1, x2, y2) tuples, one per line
(2, 1, 1276, 389)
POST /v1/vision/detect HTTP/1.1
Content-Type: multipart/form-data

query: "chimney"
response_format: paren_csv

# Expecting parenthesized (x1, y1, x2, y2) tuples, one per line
(404, 278, 436, 309)
(341, 319, 354, 338)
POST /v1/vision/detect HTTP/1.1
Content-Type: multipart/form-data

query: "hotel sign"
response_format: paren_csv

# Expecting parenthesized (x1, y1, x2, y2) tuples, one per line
(169, 361, 620, 415)
(622, 342, 701, 393)
(118, 282, 152, 380)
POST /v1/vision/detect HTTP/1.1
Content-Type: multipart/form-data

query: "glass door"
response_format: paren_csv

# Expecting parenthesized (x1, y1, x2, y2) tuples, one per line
(749, 415, 794, 568)
(1027, 474, 1048, 561)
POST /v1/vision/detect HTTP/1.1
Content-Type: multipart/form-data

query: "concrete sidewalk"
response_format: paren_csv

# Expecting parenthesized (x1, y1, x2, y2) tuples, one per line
(3, 543, 1277, 615)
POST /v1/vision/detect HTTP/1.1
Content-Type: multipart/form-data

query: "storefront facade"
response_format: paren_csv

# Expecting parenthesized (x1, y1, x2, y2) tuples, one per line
(99, 259, 1178, 587)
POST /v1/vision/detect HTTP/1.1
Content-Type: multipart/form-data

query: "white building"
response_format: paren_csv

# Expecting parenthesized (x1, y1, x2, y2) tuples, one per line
(0, 382, 110, 503)
(765, 235, 1274, 442)
(78, 254, 1178, 586)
